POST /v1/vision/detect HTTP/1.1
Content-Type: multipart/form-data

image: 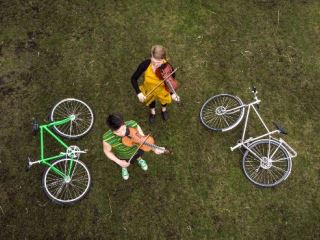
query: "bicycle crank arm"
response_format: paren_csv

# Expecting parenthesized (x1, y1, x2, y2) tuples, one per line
(63, 150, 87, 154)
(72, 149, 88, 154)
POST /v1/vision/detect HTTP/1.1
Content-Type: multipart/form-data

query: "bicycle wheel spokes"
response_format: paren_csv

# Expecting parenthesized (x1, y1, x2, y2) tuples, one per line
(50, 98, 94, 139)
(200, 94, 245, 131)
(43, 159, 91, 204)
(242, 140, 292, 187)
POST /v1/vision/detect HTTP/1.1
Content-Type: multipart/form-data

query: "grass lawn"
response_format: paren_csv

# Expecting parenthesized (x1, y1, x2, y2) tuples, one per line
(0, 0, 319, 239)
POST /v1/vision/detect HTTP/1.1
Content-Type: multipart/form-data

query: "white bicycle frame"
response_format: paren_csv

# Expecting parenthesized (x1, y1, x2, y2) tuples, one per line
(226, 91, 297, 160)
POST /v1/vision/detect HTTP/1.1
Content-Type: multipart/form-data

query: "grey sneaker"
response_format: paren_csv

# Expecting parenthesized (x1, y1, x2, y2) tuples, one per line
(161, 110, 169, 121)
(149, 113, 156, 124)
(138, 159, 148, 171)
(122, 168, 129, 180)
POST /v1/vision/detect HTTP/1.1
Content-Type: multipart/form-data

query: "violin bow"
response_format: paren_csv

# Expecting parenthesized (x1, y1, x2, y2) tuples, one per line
(144, 67, 179, 100)
(127, 134, 151, 164)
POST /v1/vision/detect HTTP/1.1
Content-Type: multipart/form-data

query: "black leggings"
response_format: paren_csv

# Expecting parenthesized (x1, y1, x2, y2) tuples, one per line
(127, 149, 144, 164)
(149, 101, 167, 109)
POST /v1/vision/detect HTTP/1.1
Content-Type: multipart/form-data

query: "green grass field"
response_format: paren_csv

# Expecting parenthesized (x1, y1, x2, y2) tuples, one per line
(1, 0, 319, 239)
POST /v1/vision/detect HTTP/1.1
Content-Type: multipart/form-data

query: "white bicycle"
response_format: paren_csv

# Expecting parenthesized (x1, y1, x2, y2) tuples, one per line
(200, 87, 297, 187)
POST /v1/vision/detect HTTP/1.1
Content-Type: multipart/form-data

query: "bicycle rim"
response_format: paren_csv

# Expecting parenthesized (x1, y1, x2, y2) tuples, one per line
(50, 98, 94, 139)
(242, 139, 292, 187)
(200, 94, 245, 131)
(42, 159, 91, 204)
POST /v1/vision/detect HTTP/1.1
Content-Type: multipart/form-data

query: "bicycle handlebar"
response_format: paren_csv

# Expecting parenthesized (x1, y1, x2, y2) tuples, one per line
(250, 86, 259, 103)
(252, 86, 257, 93)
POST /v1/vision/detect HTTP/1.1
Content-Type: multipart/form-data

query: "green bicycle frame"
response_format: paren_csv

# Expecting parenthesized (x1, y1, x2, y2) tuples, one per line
(38, 117, 75, 178)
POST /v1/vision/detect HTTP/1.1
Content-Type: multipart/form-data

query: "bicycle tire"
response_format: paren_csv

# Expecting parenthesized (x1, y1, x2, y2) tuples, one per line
(200, 94, 245, 132)
(50, 98, 94, 139)
(42, 158, 91, 205)
(242, 139, 292, 187)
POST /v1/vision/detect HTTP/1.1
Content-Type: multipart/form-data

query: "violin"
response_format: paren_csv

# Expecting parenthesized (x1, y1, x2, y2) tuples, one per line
(155, 63, 180, 102)
(122, 127, 169, 154)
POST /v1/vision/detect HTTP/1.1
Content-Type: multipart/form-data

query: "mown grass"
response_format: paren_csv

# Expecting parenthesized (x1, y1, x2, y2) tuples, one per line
(0, 0, 319, 239)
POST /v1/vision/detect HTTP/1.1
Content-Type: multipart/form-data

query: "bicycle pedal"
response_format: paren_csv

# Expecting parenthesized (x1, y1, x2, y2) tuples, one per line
(26, 156, 33, 172)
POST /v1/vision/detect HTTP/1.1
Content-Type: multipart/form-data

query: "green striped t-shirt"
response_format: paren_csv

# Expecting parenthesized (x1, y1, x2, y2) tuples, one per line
(102, 120, 139, 160)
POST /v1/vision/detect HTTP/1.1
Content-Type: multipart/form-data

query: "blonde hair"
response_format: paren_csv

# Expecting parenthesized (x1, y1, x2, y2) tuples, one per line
(151, 45, 167, 60)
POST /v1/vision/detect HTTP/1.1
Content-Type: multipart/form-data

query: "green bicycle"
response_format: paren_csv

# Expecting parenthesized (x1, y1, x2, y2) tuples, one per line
(27, 98, 94, 204)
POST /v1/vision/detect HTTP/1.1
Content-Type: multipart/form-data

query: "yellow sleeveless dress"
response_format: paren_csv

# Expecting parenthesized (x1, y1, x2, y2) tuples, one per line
(139, 61, 172, 106)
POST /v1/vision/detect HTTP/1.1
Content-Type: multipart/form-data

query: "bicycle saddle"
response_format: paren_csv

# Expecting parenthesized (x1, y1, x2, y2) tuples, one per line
(273, 122, 288, 135)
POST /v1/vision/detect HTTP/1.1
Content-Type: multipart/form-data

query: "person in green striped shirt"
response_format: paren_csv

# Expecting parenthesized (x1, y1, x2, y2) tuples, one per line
(102, 114, 164, 180)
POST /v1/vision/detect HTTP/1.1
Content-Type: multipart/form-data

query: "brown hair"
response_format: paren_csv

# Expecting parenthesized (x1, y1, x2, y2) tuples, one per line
(151, 45, 167, 60)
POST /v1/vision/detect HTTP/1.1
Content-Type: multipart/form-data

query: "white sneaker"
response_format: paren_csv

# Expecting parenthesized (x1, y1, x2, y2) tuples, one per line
(122, 168, 129, 180)
(138, 159, 148, 171)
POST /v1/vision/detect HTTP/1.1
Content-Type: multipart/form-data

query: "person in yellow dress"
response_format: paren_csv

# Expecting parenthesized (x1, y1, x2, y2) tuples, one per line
(131, 45, 179, 123)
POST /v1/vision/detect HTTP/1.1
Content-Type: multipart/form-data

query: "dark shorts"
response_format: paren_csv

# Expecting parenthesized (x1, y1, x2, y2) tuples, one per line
(124, 149, 145, 163)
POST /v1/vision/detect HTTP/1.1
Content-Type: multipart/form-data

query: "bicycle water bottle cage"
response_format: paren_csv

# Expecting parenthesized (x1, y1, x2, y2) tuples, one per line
(32, 118, 39, 135)
(273, 122, 288, 135)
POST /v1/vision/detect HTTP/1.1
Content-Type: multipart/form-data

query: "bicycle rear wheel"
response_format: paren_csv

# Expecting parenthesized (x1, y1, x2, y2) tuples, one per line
(50, 98, 94, 139)
(42, 159, 91, 204)
(242, 139, 292, 187)
(200, 94, 245, 131)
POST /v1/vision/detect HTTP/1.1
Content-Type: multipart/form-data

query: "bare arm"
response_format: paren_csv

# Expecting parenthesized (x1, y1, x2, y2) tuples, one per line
(102, 141, 130, 168)
(131, 59, 151, 94)
(136, 125, 145, 136)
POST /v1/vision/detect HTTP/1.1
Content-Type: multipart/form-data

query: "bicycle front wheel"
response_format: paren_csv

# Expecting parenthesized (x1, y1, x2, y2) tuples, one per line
(242, 139, 292, 187)
(42, 159, 91, 204)
(50, 98, 94, 139)
(200, 94, 245, 131)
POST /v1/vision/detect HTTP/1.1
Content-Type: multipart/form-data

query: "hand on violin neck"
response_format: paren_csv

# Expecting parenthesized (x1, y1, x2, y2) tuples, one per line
(154, 147, 166, 155)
